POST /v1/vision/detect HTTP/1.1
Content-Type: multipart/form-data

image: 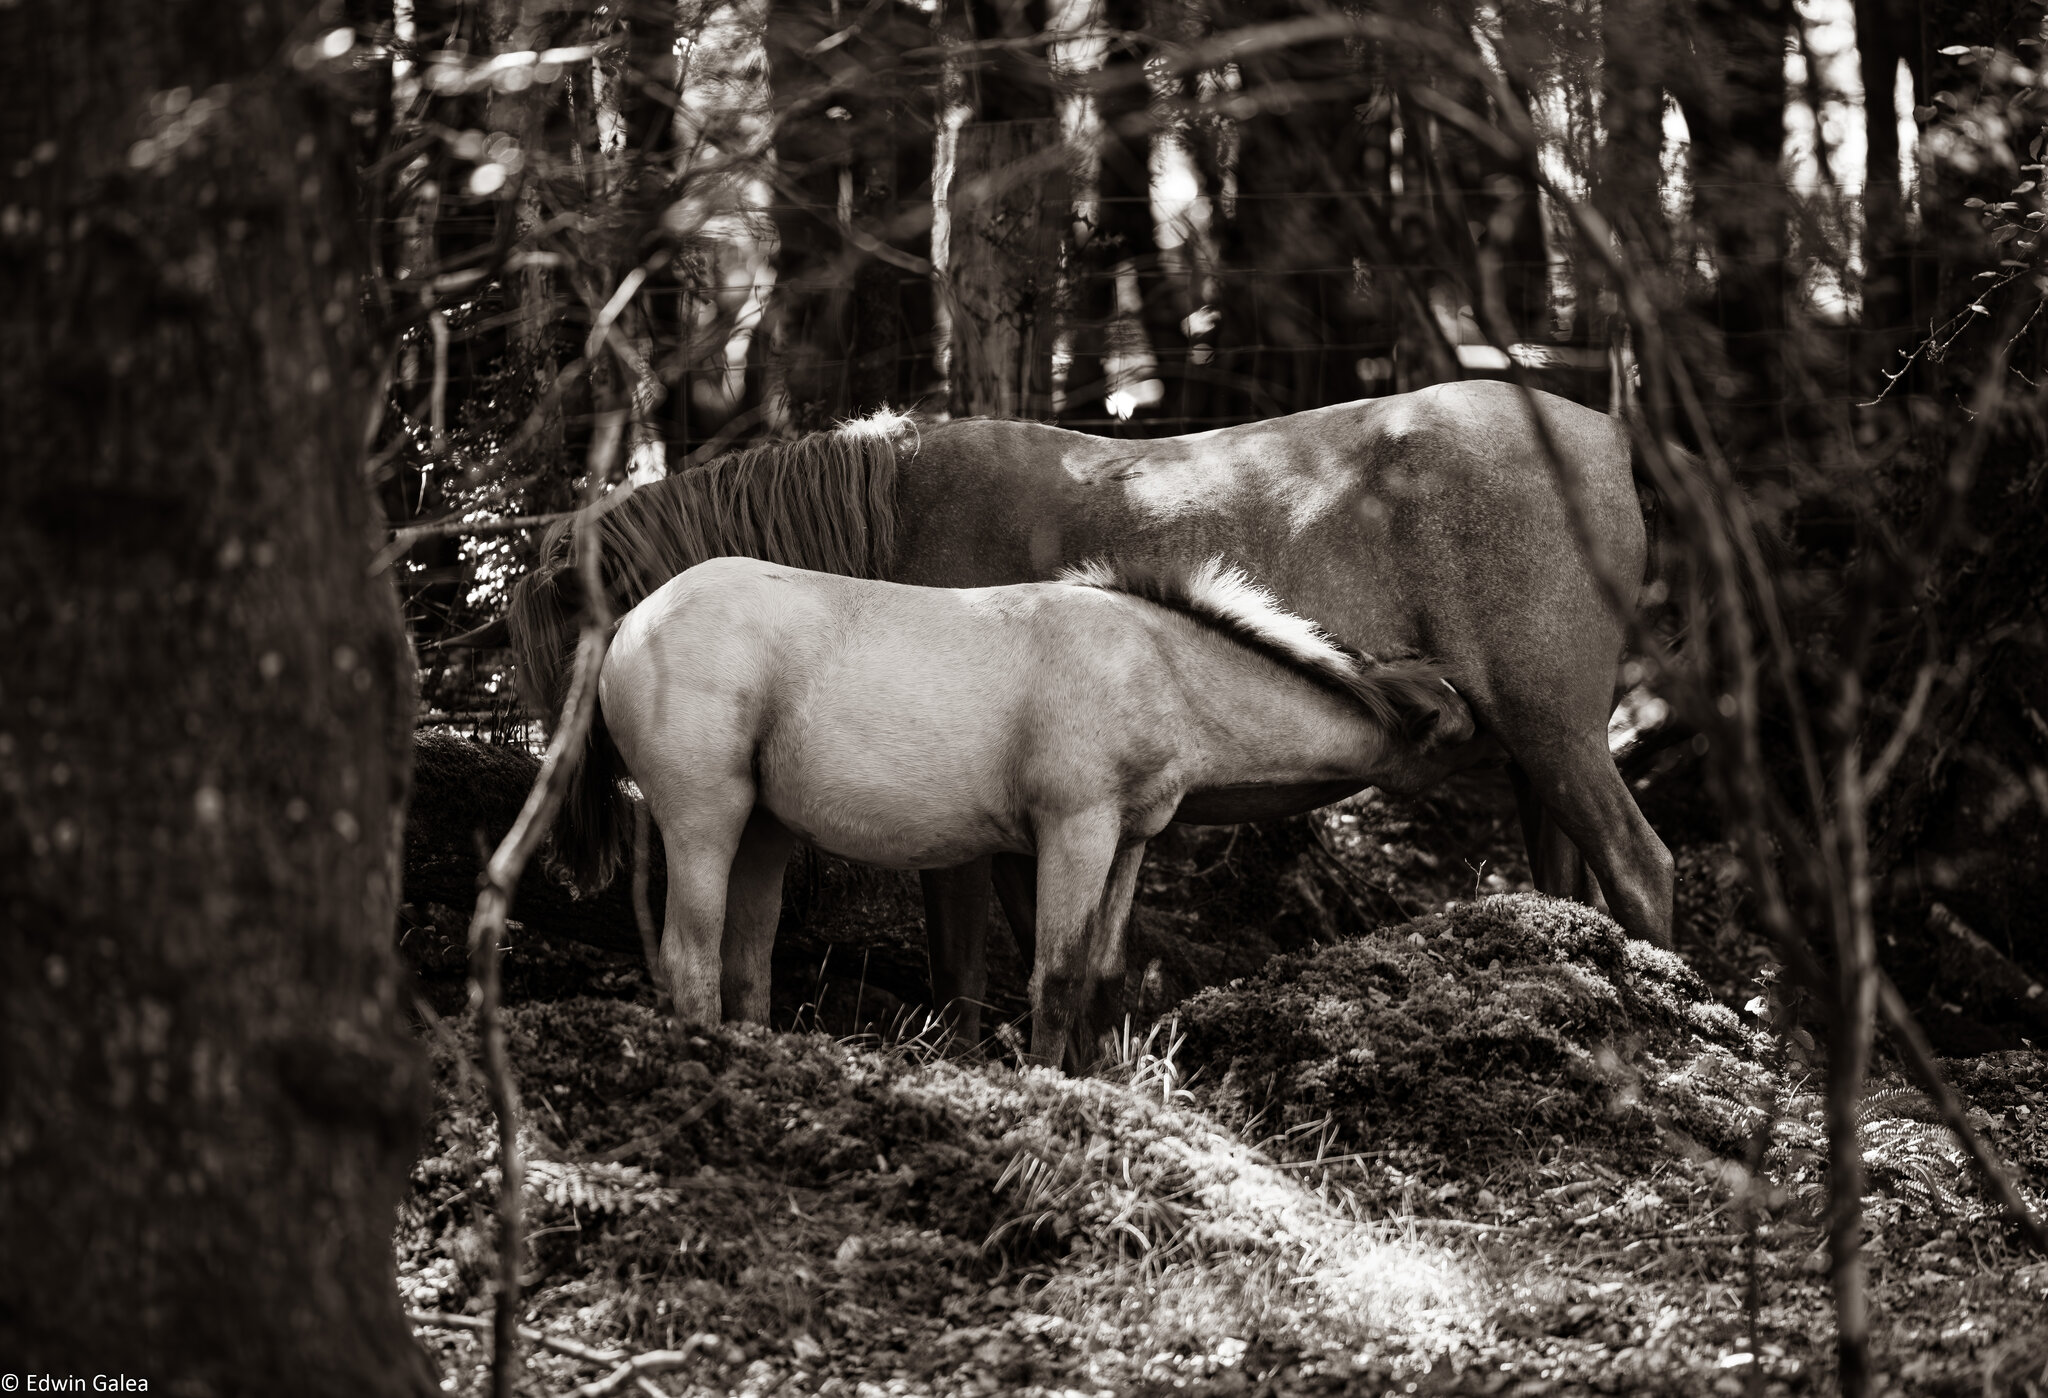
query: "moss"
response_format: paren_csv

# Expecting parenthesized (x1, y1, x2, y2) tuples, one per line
(1175, 894, 1768, 1163)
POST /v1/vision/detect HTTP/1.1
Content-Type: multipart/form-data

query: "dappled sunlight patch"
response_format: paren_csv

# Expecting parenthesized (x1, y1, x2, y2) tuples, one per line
(982, 1061, 1494, 1385)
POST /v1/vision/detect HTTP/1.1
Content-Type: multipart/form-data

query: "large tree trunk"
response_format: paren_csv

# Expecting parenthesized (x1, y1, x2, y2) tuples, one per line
(0, 2, 436, 1390)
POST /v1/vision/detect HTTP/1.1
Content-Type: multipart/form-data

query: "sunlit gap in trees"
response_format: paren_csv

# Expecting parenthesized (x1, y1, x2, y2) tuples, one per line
(1777, 0, 1920, 322)
(1785, 0, 1868, 323)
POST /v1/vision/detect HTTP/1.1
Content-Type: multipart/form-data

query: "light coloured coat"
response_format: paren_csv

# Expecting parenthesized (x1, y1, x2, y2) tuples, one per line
(593, 555, 1485, 1066)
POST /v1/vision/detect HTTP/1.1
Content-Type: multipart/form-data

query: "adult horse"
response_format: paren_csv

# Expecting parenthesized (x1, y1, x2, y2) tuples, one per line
(507, 381, 1673, 1040)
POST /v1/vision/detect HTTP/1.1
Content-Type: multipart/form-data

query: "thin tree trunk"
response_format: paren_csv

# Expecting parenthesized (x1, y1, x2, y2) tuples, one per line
(1826, 713, 1879, 1398)
(1673, 0, 1791, 457)
(591, 31, 670, 479)
(847, 116, 903, 413)
(0, 1, 435, 1390)
(1048, 0, 1110, 416)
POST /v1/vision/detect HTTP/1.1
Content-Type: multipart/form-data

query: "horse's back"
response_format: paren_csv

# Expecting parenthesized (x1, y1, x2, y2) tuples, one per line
(899, 384, 1639, 641)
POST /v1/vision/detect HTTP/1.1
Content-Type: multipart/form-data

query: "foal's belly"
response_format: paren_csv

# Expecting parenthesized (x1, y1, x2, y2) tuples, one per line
(757, 764, 1029, 871)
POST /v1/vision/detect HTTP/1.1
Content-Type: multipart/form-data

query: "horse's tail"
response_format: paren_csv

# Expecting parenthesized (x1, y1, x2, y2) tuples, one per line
(555, 691, 631, 894)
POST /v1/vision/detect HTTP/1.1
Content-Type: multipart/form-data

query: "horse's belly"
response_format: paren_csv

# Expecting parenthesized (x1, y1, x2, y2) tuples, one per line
(1172, 779, 1372, 825)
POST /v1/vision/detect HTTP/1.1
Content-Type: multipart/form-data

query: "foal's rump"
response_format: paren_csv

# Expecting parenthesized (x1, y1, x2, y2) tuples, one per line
(599, 558, 1034, 872)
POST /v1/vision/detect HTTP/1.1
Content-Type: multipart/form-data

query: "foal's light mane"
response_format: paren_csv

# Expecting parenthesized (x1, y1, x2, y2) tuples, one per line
(1060, 556, 1453, 740)
(510, 410, 915, 721)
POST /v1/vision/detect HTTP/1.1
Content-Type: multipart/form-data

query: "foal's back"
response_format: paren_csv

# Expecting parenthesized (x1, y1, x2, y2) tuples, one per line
(602, 557, 1179, 870)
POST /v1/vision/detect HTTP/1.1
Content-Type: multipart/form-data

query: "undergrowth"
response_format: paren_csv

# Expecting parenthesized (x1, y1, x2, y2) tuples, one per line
(1174, 893, 1772, 1165)
(399, 895, 2048, 1396)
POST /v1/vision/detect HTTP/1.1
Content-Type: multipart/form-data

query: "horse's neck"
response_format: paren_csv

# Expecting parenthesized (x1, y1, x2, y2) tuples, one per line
(1171, 632, 1387, 785)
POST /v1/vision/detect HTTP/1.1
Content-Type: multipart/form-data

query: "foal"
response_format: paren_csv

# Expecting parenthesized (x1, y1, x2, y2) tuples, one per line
(562, 555, 1484, 1067)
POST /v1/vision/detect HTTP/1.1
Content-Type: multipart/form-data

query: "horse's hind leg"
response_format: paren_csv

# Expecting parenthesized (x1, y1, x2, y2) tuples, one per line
(720, 808, 797, 1024)
(922, 860, 991, 1045)
(992, 853, 1038, 966)
(1513, 733, 1672, 946)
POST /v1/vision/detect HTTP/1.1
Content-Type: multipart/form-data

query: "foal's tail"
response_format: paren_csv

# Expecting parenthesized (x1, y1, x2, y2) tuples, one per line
(511, 560, 631, 895)
(555, 698, 631, 895)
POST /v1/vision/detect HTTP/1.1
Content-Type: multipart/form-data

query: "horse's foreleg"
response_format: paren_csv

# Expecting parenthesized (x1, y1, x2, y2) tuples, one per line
(1026, 814, 1122, 1071)
(1508, 763, 1600, 906)
(1079, 841, 1146, 1064)
(921, 860, 990, 1047)
(720, 808, 797, 1024)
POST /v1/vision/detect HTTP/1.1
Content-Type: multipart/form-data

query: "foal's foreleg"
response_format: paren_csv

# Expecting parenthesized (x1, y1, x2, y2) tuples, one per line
(1027, 813, 1122, 1071)
(922, 859, 992, 1046)
(1080, 842, 1146, 1059)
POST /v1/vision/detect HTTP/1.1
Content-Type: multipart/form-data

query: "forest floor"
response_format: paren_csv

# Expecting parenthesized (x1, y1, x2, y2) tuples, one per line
(394, 773, 2048, 1397)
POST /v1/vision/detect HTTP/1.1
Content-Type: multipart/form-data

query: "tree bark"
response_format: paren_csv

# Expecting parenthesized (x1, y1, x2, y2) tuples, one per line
(1672, 0, 1792, 459)
(0, 2, 436, 1391)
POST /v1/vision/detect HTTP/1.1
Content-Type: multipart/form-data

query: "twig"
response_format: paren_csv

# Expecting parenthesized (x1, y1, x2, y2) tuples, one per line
(1387, 1215, 1517, 1233)
(1877, 972, 2048, 1254)
(631, 802, 666, 1009)
(567, 1335, 722, 1397)
(406, 1311, 626, 1367)
(466, 393, 627, 1398)
(584, 1054, 724, 1169)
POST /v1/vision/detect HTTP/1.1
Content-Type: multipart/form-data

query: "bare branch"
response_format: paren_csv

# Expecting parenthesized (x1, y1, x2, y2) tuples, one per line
(1862, 656, 1938, 800)
(406, 1311, 627, 1367)
(467, 396, 628, 1398)
(428, 309, 450, 461)
(567, 1336, 723, 1398)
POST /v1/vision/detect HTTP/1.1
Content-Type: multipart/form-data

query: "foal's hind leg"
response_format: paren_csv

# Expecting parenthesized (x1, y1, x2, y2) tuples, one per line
(651, 773, 757, 1030)
(719, 808, 797, 1024)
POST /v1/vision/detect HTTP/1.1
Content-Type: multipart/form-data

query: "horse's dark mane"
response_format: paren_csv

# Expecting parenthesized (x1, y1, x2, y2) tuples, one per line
(513, 412, 916, 893)
(1061, 557, 1464, 743)
(509, 411, 915, 725)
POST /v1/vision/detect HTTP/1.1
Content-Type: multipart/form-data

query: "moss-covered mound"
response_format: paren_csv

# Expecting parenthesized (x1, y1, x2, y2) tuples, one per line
(1175, 893, 1770, 1163)
(401, 1003, 1483, 1393)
